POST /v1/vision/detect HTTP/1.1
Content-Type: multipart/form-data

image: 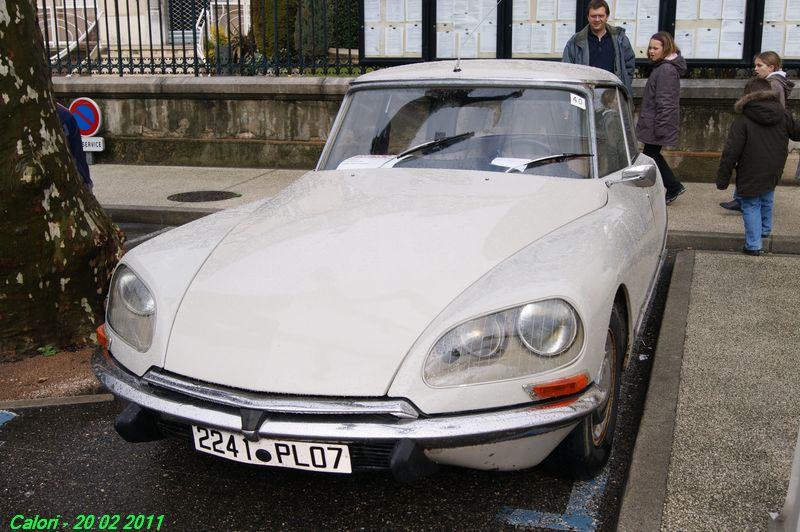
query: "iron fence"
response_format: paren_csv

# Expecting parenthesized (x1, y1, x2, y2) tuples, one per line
(39, 0, 365, 76)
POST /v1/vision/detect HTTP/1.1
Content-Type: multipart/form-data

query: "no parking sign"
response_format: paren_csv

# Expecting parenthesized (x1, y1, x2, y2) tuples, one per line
(69, 97, 105, 152)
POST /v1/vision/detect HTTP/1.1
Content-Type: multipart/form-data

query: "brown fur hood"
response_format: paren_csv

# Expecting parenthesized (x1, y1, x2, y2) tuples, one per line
(734, 90, 784, 126)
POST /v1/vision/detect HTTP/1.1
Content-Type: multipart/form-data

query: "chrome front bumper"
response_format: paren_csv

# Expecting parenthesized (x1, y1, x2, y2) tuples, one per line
(92, 349, 604, 446)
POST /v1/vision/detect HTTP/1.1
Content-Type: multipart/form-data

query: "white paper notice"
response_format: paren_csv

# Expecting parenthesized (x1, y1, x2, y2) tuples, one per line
(676, 0, 697, 20)
(406, 23, 422, 52)
(531, 22, 553, 53)
(364, 0, 380, 21)
(675, 29, 695, 58)
(512, 23, 532, 53)
(557, 0, 575, 19)
(637, 0, 659, 18)
(764, 0, 784, 21)
(618, 20, 637, 48)
(614, 0, 636, 20)
(386, 0, 405, 21)
(385, 26, 403, 55)
(719, 19, 743, 58)
(458, 31, 479, 57)
(789, 0, 800, 21)
(452, 0, 468, 24)
(479, 25, 497, 53)
(761, 24, 784, 55)
(482, 0, 499, 22)
(536, 0, 557, 20)
(437, 31, 456, 57)
(786, 25, 800, 55)
(437, 0, 455, 23)
(555, 22, 574, 51)
(636, 16, 658, 47)
(700, 0, 723, 19)
(513, 0, 530, 21)
(696, 27, 720, 58)
(364, 26, 380, 56)
(722, 0, 745, 20)
(407, 0, 423, 21)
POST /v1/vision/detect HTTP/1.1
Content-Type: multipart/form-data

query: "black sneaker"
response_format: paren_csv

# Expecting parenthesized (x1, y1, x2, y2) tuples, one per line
(665, 185, 686, 205)
(720, 200, 741, 211)
(742, 247, 765, 256)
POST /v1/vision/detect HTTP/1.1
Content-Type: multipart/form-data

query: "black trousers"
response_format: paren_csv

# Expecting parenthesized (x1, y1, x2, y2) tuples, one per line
(643, 144, 682, 195)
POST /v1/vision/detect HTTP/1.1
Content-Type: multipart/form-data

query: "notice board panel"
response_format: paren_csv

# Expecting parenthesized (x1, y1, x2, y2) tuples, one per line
(674, 0, 747, 60)
(362, 0, 424, 59)
(760, 0, 800, 59)
(607, 0, 661, 59)
(435, 0, 502, 59)
(510, 0, 578, 58)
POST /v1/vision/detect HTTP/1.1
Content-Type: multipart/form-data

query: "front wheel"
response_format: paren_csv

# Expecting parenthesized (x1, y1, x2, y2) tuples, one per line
(553, 304, 626, 477)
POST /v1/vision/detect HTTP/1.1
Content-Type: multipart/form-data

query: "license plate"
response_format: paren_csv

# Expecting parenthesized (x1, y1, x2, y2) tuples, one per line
(191, 426, 352, 474)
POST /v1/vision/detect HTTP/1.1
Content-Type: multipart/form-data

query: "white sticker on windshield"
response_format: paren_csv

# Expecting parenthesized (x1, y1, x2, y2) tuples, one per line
(570, 94, 586, 110)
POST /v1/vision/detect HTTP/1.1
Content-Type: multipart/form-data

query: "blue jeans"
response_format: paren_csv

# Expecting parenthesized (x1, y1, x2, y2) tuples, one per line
(740, 190, 774, 250)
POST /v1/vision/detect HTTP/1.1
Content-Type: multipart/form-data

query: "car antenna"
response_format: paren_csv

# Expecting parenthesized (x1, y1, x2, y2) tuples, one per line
(454, 0, 502, 73)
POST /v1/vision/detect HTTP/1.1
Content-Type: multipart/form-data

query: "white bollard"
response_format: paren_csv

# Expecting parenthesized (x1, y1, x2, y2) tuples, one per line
(769, 423, 800, 532)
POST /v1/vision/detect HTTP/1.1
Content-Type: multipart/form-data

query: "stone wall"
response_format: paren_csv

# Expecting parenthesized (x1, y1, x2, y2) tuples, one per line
(54, 76, 799, 182)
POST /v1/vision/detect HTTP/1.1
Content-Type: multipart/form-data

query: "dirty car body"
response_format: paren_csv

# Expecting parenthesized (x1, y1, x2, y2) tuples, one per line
(94, 60, 667, 480)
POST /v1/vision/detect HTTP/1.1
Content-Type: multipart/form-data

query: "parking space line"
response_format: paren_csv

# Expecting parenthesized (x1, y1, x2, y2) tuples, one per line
(495, 469, 608, 530)
(0, 410, 18, 427)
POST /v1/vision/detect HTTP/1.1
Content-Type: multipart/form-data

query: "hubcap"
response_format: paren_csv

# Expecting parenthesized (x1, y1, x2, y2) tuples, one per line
(591, 329, 616, 445)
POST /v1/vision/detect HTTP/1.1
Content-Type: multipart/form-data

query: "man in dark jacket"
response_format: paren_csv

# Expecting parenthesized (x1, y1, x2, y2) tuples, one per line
(562, 0, 635, 95)
(717, 78, 800, 255)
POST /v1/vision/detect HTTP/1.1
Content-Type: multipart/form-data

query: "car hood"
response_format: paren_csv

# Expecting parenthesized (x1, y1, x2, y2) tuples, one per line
(164, 169, 607, 396)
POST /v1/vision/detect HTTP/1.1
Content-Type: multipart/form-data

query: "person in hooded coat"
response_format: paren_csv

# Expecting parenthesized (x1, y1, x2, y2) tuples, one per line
(636, 31, 688, 204)
(720, 51, 796, 211)
(716, 78, 800, 255)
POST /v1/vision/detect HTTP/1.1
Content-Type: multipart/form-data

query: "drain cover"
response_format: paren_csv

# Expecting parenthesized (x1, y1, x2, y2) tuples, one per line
(167, 190, 242, 202)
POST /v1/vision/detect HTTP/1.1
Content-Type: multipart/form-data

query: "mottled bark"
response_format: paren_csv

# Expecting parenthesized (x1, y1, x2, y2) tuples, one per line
(0, 0, 124, 359)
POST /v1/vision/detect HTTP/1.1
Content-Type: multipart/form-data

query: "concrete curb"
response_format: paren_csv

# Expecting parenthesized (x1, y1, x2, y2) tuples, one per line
(617, 250, 695, 531)
(668, 231, 800, 255)
(0, 393, 115, 410)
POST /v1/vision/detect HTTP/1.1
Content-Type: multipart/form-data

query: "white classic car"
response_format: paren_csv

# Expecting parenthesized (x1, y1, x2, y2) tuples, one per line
(94, 60, 667, 481)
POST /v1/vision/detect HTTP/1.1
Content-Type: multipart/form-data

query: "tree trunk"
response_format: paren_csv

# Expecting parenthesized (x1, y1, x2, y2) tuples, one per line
(0, 0, 125, 359)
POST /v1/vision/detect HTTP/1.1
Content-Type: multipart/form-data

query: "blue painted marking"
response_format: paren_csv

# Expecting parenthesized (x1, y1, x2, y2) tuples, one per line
(0, 410, 18, 428)
(496, 468, 608, 531)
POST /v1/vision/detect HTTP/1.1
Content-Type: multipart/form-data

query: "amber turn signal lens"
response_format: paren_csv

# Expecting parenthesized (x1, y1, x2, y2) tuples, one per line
(531, 373, 589, 399)
(96, 323, 108, 349)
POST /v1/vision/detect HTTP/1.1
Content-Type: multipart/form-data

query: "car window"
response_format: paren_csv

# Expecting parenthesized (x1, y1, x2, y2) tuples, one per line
(321, 86, 592, 178)
(594, 87, 628, 176)
(618, 89, 638, 161)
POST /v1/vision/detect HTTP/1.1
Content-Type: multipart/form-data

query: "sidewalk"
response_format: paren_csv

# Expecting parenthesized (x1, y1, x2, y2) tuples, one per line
(92, 164, 800, 529)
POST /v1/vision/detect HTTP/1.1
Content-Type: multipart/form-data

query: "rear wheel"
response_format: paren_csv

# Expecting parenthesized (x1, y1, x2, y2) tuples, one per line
(555, 304, 626, 477)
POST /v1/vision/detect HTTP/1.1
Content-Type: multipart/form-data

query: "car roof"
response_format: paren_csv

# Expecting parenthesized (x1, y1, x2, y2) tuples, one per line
(352, 59, 623, 87)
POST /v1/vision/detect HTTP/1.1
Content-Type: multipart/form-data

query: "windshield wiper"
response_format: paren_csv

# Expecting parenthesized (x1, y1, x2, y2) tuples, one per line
(505, 152, 594, 173)
(392, 131, 476, 162)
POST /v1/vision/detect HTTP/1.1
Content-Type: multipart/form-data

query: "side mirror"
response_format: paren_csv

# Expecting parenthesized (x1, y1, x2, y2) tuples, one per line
(605, 164, 657, 188)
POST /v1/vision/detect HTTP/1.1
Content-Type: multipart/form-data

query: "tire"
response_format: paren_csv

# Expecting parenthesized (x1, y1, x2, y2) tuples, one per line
(553, 303, 626, 478)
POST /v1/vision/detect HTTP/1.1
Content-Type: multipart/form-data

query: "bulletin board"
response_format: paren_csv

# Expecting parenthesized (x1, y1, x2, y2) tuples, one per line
(673, 0, 748, 60)
(435, 0, 502, 59)
(510, 0, 578, 58)
(362, 0, 425, 60)
(760, 0, 800, 60)
(606, 0, 661, 59)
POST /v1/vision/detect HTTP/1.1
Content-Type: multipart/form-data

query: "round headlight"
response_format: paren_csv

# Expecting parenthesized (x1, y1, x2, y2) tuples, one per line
(107, 265, 155, 352)
(455, 314, 506, 359)
(516, 300, 578, 356)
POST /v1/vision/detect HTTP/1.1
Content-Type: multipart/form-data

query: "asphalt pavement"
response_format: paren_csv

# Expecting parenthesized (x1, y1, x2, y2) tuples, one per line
(25, 164, 800, 529)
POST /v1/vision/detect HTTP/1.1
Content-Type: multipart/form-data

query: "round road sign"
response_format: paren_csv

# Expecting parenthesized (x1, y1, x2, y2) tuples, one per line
(69, 97, 102, 137)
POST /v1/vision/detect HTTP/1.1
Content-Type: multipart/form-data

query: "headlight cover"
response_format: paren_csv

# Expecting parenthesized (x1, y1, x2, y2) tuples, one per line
(107, 265, 156, 352)
(423, 299, 583, 387)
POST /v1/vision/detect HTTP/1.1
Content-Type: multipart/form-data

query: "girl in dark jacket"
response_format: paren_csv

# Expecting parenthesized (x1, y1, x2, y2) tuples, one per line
(716, 78, 800, 255)
(636, 32, 687, 204)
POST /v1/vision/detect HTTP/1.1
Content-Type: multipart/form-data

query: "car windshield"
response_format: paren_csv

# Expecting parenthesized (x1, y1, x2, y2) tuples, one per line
(321, 86, 593, 178)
